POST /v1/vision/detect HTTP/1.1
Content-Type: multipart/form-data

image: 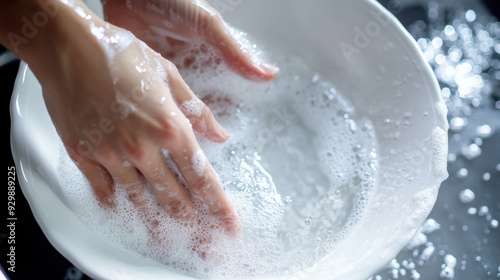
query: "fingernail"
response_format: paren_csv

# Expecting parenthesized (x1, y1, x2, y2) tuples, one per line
(216, 122, 230, 140)
(255, 61, 280, 76)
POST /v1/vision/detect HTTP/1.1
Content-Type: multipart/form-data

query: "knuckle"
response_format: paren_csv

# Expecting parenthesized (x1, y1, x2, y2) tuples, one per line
(165, 198, 183, 212)
(164, 199, 193, 218)
(93, 144, 117, 163)
(122, 140, 149, 165)
(157, 116, 187, 146)
(66, 145, 86, 165)
(126, 187, 147, 206)
(189, 176, 211, 196)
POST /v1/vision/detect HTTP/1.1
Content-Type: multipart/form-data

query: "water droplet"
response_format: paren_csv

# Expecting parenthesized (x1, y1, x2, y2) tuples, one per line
(490, 219, 499, 229)
(465, 10, 476, 22)
(478, 206, 489, 216)
(459, 189, 475, 203)
(467, 207, 477, 215)
(311, 74, 320, 84)
(422, 219, 441, 234)
(457, 168, 468, 178)
(304, 216, 313, 226)
(482, 172, 490, 181)
(450, 117, 467, 131)
(476, 124, 493, 138)
(461, 143, 481, 160)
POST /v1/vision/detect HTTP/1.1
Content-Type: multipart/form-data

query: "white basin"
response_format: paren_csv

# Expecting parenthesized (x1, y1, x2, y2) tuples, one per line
(10, 0, 448, 279)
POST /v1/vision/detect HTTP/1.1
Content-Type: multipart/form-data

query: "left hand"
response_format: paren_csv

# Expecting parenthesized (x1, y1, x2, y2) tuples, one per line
(102, 0, 279, 82)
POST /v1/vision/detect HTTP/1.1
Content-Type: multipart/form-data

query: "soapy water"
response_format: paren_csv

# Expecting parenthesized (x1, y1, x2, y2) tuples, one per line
(55, 33, 378, 278)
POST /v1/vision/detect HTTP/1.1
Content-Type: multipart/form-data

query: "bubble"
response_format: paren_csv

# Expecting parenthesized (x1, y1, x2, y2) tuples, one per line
(456, 168, 468, 178)
(420, 244, 436, 262)
(410, 269, 420, 280)
(407, 232, 428, 250)
(478, 206, 489, 216)
(179, 98, 203, 117)
(461, 143, 481, 160)
(449, 117, 467, 131)
(459, 189, 475, 203)
(444, 25, 456, 37)
(467, 207, 477, 215)
(465, 10, 476, 22)
(490, 219, 499, 229)
(432, 37, 443, 49)
(447, 153, 457, 162)
(422, 219, 441, 234)
(482, 172, 490, 181)
(476, 125, 493, 138)
(439, 255, 457, 279)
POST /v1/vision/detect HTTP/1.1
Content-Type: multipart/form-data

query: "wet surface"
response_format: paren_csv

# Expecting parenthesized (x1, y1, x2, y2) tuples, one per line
(372, 0, 500, 279)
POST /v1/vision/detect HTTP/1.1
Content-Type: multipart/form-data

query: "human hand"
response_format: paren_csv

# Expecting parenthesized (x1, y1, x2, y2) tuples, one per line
(23, 2, 241, 237)
(101, 0, 279, 81)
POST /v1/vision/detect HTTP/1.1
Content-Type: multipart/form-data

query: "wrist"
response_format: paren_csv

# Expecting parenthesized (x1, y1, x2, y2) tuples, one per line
(0, 0, 107, 83)
(1, 1, 67, 56)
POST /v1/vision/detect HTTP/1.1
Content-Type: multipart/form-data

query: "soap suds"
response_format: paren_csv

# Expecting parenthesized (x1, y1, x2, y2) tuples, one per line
(191, 148, 207, 175)
(179, 98, 204, 117)
(55, 35, 379, 279)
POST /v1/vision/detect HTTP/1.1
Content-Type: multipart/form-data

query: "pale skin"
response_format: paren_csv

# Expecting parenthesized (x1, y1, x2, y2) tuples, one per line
(0, 0, 278, 239)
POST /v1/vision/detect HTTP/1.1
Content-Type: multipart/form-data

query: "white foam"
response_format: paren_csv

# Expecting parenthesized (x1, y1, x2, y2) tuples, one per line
(179, 98, 204, 117)
(430, 127, 449, 181)
(191, 149, 207, 175)
(89, 21, 135, 62)
(55, 34, 378, 279)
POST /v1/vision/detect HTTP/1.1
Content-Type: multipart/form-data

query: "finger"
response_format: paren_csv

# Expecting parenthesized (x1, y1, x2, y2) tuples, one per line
(129, 150, 197, 221)
(97, 152, 176, 242)
(162, 60, 230, 142)
(101, 157, 148, 208)
(171, 145, 242, 238)
(207, 17, 279, 82)
(68, 150, 115, 207)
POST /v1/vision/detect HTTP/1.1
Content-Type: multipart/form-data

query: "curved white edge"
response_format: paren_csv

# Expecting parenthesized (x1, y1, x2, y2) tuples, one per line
(281, 1, 448, 279)
(332, 0, 448, 278)
(360, 0, 449, 276)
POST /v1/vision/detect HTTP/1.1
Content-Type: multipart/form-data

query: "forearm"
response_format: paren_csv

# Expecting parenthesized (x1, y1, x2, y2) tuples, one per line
(0, 0, 103, 83)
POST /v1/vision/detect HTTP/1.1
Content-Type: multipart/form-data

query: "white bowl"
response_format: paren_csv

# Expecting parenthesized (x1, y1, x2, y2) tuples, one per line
(10, 0, 448, 279)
